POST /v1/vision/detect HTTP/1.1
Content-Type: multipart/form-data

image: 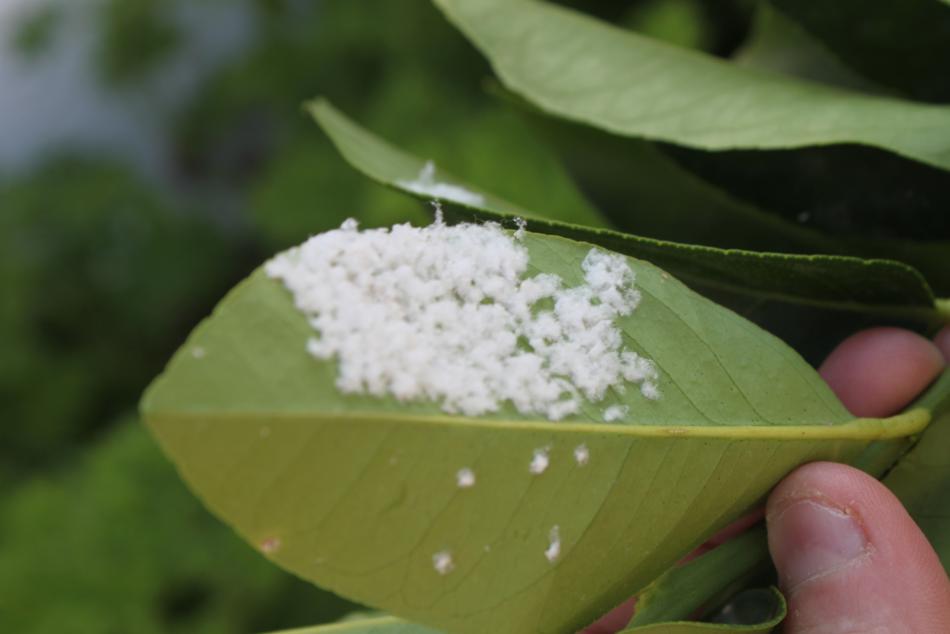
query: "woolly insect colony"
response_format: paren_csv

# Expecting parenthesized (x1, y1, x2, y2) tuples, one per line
(265, 206, 661, 422)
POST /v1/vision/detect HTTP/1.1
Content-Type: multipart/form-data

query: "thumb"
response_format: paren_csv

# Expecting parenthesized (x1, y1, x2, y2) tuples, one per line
(766, 462, 950, 633)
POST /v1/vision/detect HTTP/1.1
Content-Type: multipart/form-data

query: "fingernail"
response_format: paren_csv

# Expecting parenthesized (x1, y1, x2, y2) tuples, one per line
(768, 498, 869, 591)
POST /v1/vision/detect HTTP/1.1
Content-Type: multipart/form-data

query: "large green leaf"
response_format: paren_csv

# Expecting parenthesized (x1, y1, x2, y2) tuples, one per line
(143, 223, 934, 634)
(432, 0, 950, 172)
(308, 99, 947, 326)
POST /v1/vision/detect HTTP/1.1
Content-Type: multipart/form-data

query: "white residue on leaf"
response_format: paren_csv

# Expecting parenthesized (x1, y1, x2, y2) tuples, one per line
(545, 525, 561, 563)
(529, 447, 550, 475)
(641, 381, 661, 401)
(396, 160, 486, 207)
(603, 405, 628, 422)
(573, 443, 589, 466)
(513, 216, 527, 241)
(191, 346, 206, 359)
(432, 550, 454, 575)
(456, 467, 476, 489)
(265, 214, 661, 422)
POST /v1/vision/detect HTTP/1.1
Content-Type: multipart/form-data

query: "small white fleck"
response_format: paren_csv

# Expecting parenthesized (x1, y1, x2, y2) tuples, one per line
(341, 218, 359, 232)
(513, 217, 527, 241)
(433, 550, 454, 575)
(456, 467, 476, 488)
(573, 444, 589, 466)
(529, 447, 550, 475)
(603, 404, 628, 422)
(545, 525, 561, 563)
(641, 381, 661, 401)
(483, 544, 492, 553)
(797, 211, 811, 223)
(191, 346, 206, 359)
(260, 536, 281, 554)
(259, 426, 271, 439)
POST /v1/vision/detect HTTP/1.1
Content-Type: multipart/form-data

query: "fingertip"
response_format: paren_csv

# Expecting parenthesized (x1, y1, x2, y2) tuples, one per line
(819, 327, 944, 417)
(767, 462, 950, 633)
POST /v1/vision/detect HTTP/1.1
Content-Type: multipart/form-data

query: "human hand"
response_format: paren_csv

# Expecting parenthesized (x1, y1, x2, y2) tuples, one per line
(585, 326, 950, 633)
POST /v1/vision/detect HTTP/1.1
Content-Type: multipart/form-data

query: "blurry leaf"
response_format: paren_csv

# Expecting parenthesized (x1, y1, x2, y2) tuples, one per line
(433, 0, 950, 171)
(12, 4, 60, 60)
(622, 0, 709, 51)
(143, 220, 936, 634)
(0, 419, 357, 634)
(308, 99, 946, 325)
(264, 616, 440, 634)
(884, 370, 950, 571)
(733, 4, 886, 94)
(361, 70, 609, 229)
(769, 0, 950, 102)
(97, 0, 179, 85)
(627, 529, 773, 628)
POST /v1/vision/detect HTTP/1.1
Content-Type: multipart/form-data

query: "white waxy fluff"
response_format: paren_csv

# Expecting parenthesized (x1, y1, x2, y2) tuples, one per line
(529, 447, 550, 475)
(545, 525, 561, 563)
(432, 550, 454, 575)
(456, 467, 476, 489)
(603, 405, 628, 422)
(573, 444, 590, 466)
(397, 160, 485, 207)
(266, 216, 661, 421)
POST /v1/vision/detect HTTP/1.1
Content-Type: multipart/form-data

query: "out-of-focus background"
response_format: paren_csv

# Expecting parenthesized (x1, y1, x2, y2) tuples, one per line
(0, 1, 754, 632)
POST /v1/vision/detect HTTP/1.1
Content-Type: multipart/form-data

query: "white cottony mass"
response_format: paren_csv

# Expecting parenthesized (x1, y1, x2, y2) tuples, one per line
(266, 217, 660, 421)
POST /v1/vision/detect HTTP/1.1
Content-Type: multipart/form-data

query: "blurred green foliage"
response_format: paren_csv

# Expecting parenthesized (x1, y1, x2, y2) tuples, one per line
(0, 159, 244, 482)
(12, 4, 61, 59)
(97, 0, 179, 85)
(0, 419, 357, 633)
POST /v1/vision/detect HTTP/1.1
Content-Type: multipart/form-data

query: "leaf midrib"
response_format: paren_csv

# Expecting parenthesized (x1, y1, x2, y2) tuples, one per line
(144, 408, 930, 441)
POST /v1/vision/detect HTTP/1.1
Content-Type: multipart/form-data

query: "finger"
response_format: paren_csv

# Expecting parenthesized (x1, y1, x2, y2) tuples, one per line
(767, 462, 950, 633)
(936, 325, 950, 362)
(819, 327, 945, 417)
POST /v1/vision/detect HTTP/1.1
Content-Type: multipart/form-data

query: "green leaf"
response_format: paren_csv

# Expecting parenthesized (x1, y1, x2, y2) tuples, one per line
(622, 589, 785, 633)
(433, 0, 950, 172)
(143, 224, 933, 634)
(627, 528, 773, 627)
(264, 615, 440, 634)
(884, 369, 950, 571)
(307, 99, 945, 325)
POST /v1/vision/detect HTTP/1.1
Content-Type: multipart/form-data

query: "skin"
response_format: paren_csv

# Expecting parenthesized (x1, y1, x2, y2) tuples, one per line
(584, 325, 950, 634)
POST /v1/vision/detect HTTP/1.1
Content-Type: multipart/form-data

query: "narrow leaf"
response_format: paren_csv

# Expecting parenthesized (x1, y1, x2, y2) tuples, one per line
(627, 528, 772, 627)
(264, 616, 439, 634)
(622, 588, 785, 633)
(769, 0, 950, 101)
(884, 369, 950, 571)
(433, 0, 950, 172)
(308, 99, 945, 324)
